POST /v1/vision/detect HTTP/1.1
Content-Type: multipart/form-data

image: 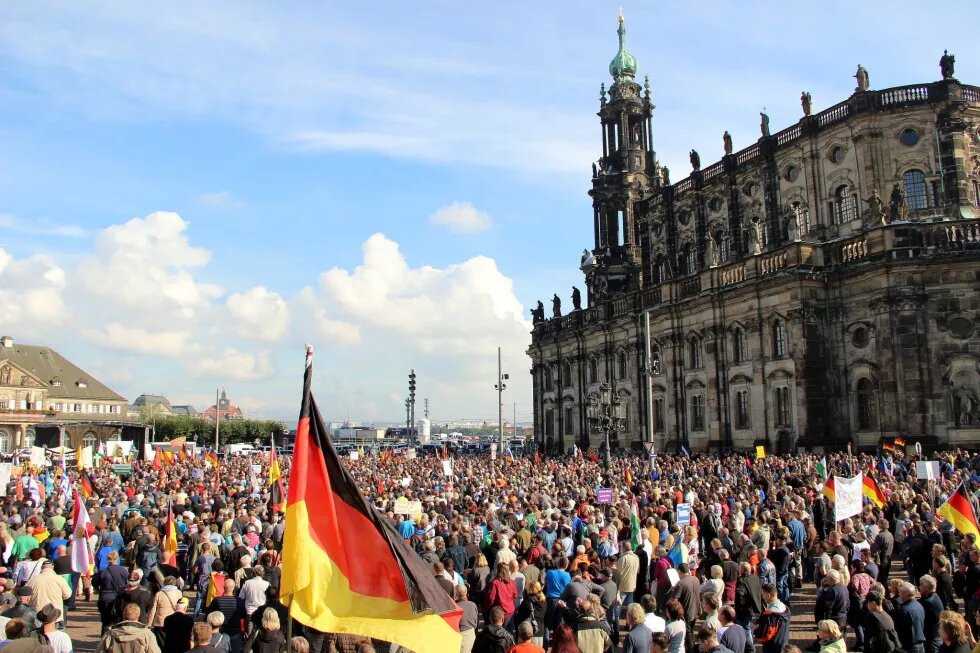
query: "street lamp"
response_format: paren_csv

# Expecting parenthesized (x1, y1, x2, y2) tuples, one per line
(587, 382, 628, 471)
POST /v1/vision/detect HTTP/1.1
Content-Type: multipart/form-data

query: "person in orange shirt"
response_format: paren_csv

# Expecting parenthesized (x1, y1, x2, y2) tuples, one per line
(508, 621, 545, 653)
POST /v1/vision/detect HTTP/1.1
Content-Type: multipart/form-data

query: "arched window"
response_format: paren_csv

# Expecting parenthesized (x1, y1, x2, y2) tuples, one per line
(588, 358, 599, 384)
(716, 231, 731, 262)
(732, 328, 747, 364)
(23, 429, 34, 449)
(772, 320, 787, 358)
(734, 390, 750, 430)
(679, 244, 696, 276)
(834, 185, 857, 224)
(83, 431, 98, 450)
(690, 395, 705, 431)
(856, 378, 876, 430)
(562, 361, 572, 386)
(688, 337, 703, 369)
(543, 367, 553, 391)
(617, 351, 629, 380)
(774, 387, 791, 426)
(563, 405, 575, 437)
(903, 170, 928, 210)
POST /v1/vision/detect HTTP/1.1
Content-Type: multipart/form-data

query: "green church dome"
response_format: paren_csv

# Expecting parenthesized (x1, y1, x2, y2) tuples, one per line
(608, 14, 637, 82)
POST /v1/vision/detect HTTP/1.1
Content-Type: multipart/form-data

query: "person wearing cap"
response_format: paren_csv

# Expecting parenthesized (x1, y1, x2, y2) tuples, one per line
(117, 570, 153, 625)
(25, 561, 69, 626)
(162, 598, 194, 653)
(36, 605, 70, 653)
(2, 588, 37, 630)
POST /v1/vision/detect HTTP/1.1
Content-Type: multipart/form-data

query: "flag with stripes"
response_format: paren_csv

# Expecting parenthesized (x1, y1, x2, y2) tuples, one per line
(280, 347, 462, 653)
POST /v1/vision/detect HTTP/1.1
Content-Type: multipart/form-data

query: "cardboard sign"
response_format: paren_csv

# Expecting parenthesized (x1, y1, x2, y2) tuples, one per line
(393, 498, 423, 517)
(755, 445, 766, 459)
(442, 459, 453, 477)
(349, 451, 359, 461)
(676, 502, 692, 525)
(30, 447, 47, 467)
(916, 460, 940, 481)
(596, 488, 613, 504)
(834, 473, 864, 521)
(0, 463, 11, 493)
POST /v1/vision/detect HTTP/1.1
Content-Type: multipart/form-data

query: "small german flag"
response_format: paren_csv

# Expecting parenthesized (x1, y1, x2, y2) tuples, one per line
(163, 502, 178, 555)
(822, 475, 836, 501)
(937, 483, 980, 541)
(205, 450, 219, 469)
(280, 347, 462, 653)
(268, 442, 285, 513)
(862, 474, 886, 508)
(79, 469, 95, 500)
(152, 451, 163, 470)
(894, 436, 906, 447)
(882, 442, 896, 452)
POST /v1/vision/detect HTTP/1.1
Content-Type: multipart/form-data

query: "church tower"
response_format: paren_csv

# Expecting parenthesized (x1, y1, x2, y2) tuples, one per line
(583, 12, 658, 305)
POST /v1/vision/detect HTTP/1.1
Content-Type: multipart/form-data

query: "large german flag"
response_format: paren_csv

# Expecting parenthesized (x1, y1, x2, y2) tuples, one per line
(79, 469, 95, 500)
(280, 348, 461, 653)
(937, 483, 980, 541)
(268, 442, 285, 513)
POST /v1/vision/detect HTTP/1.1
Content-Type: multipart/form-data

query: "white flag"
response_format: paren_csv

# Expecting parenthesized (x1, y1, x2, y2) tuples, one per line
(834, 473, 864, 521)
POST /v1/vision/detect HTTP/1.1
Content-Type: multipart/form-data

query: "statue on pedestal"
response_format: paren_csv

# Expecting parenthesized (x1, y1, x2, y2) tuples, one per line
(940, 49, 956, 80)
(760, 111, 770, 137)
(854, 65, 870, 92)
(689, 149, 701, 171)
(786, 210, 800, 242)
(723, 131, 733, 155)
(707, 235, 721, 268)
(889, 183, 908, 221)
(571, 286, 582, 311)
(747, 218, 763, 255)
(552, 294, 562, 319)
(801, 91, 813, 117)
(531, 301, 545, 324)
(864, 190, 887, 225)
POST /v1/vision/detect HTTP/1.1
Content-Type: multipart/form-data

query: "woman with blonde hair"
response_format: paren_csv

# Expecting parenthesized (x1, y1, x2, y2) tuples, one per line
(245, 608, 285, 653)
(516, 580, 546, 646)
(815, 620, 845, 653)
(467, 553, 490, 610)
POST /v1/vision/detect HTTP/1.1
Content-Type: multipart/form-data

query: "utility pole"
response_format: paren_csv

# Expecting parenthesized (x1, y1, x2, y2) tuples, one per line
(494, 347, 509, 452)
(408, 370, 417, 446)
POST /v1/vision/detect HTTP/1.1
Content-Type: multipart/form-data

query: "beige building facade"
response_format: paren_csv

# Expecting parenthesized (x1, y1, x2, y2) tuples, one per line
(528, 20, 980, 454)
(0, 335, 132, 452)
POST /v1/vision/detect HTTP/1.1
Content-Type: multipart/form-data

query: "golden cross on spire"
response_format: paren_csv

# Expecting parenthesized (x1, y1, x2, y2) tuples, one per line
(618, 6, 625, 23)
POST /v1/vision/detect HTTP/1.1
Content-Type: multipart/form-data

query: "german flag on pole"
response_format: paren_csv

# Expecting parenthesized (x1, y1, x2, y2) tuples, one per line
(822, 475, 836, 501)
(268, 440, 285, 513)
(862, 473, 886, 508)
(163, 502, 178, 555)
(280, 347, 462, 653)
(79, 469, 95, 500)
(937, 483, 980, 542)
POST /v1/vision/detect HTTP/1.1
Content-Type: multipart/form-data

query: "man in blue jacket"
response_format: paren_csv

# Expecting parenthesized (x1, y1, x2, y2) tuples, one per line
(893, 581, 926, 653)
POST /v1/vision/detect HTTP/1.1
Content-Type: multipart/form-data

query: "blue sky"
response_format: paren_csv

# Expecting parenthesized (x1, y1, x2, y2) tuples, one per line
(0, 1, 976, 424)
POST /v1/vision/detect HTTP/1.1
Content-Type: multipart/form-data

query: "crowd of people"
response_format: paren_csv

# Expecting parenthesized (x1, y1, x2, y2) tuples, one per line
(0, 445, 978, 653)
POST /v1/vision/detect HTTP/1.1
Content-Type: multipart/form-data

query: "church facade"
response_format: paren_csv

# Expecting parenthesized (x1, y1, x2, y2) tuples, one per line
(527, 18, 980, 454)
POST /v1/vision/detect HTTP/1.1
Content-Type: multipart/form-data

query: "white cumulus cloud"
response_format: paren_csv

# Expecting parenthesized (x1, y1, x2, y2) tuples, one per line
(192, 348, 276, 381)
(77, 211, 223, 318)
(0, 247, 66, 330)
(429, 201, 493, 234)
(227, 286, 288, 341)
(81, 323, 192, 357)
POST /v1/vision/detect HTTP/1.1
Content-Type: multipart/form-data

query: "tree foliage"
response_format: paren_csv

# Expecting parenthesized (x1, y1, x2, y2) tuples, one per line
(148, 415, 286, 446)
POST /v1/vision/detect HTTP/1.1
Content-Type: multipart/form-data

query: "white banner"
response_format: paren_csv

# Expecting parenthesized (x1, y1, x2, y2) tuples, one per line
(0, 463, 11, 494)
(30, 447, 47, 467)
(78, 446, 94, 469)
(916, 460, 940, 481)
(834, 473, 864, 521)
(442, 459, 453, 477)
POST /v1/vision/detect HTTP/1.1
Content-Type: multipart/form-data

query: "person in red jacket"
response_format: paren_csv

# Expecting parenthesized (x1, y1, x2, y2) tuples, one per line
(486, 562, 519, 628)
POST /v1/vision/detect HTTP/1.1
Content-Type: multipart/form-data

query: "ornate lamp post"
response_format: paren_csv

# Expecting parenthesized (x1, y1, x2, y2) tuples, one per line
(587, 382, 628, 471)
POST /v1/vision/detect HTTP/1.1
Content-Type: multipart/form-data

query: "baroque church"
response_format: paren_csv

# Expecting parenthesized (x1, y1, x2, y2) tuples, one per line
(527, 16, 980, 454)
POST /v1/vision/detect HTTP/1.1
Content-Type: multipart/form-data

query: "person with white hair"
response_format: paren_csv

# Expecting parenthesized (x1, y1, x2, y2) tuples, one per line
(496, 537, 516, 567)
(814, 569, 849, 630)
(894, 581, 926, 653)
